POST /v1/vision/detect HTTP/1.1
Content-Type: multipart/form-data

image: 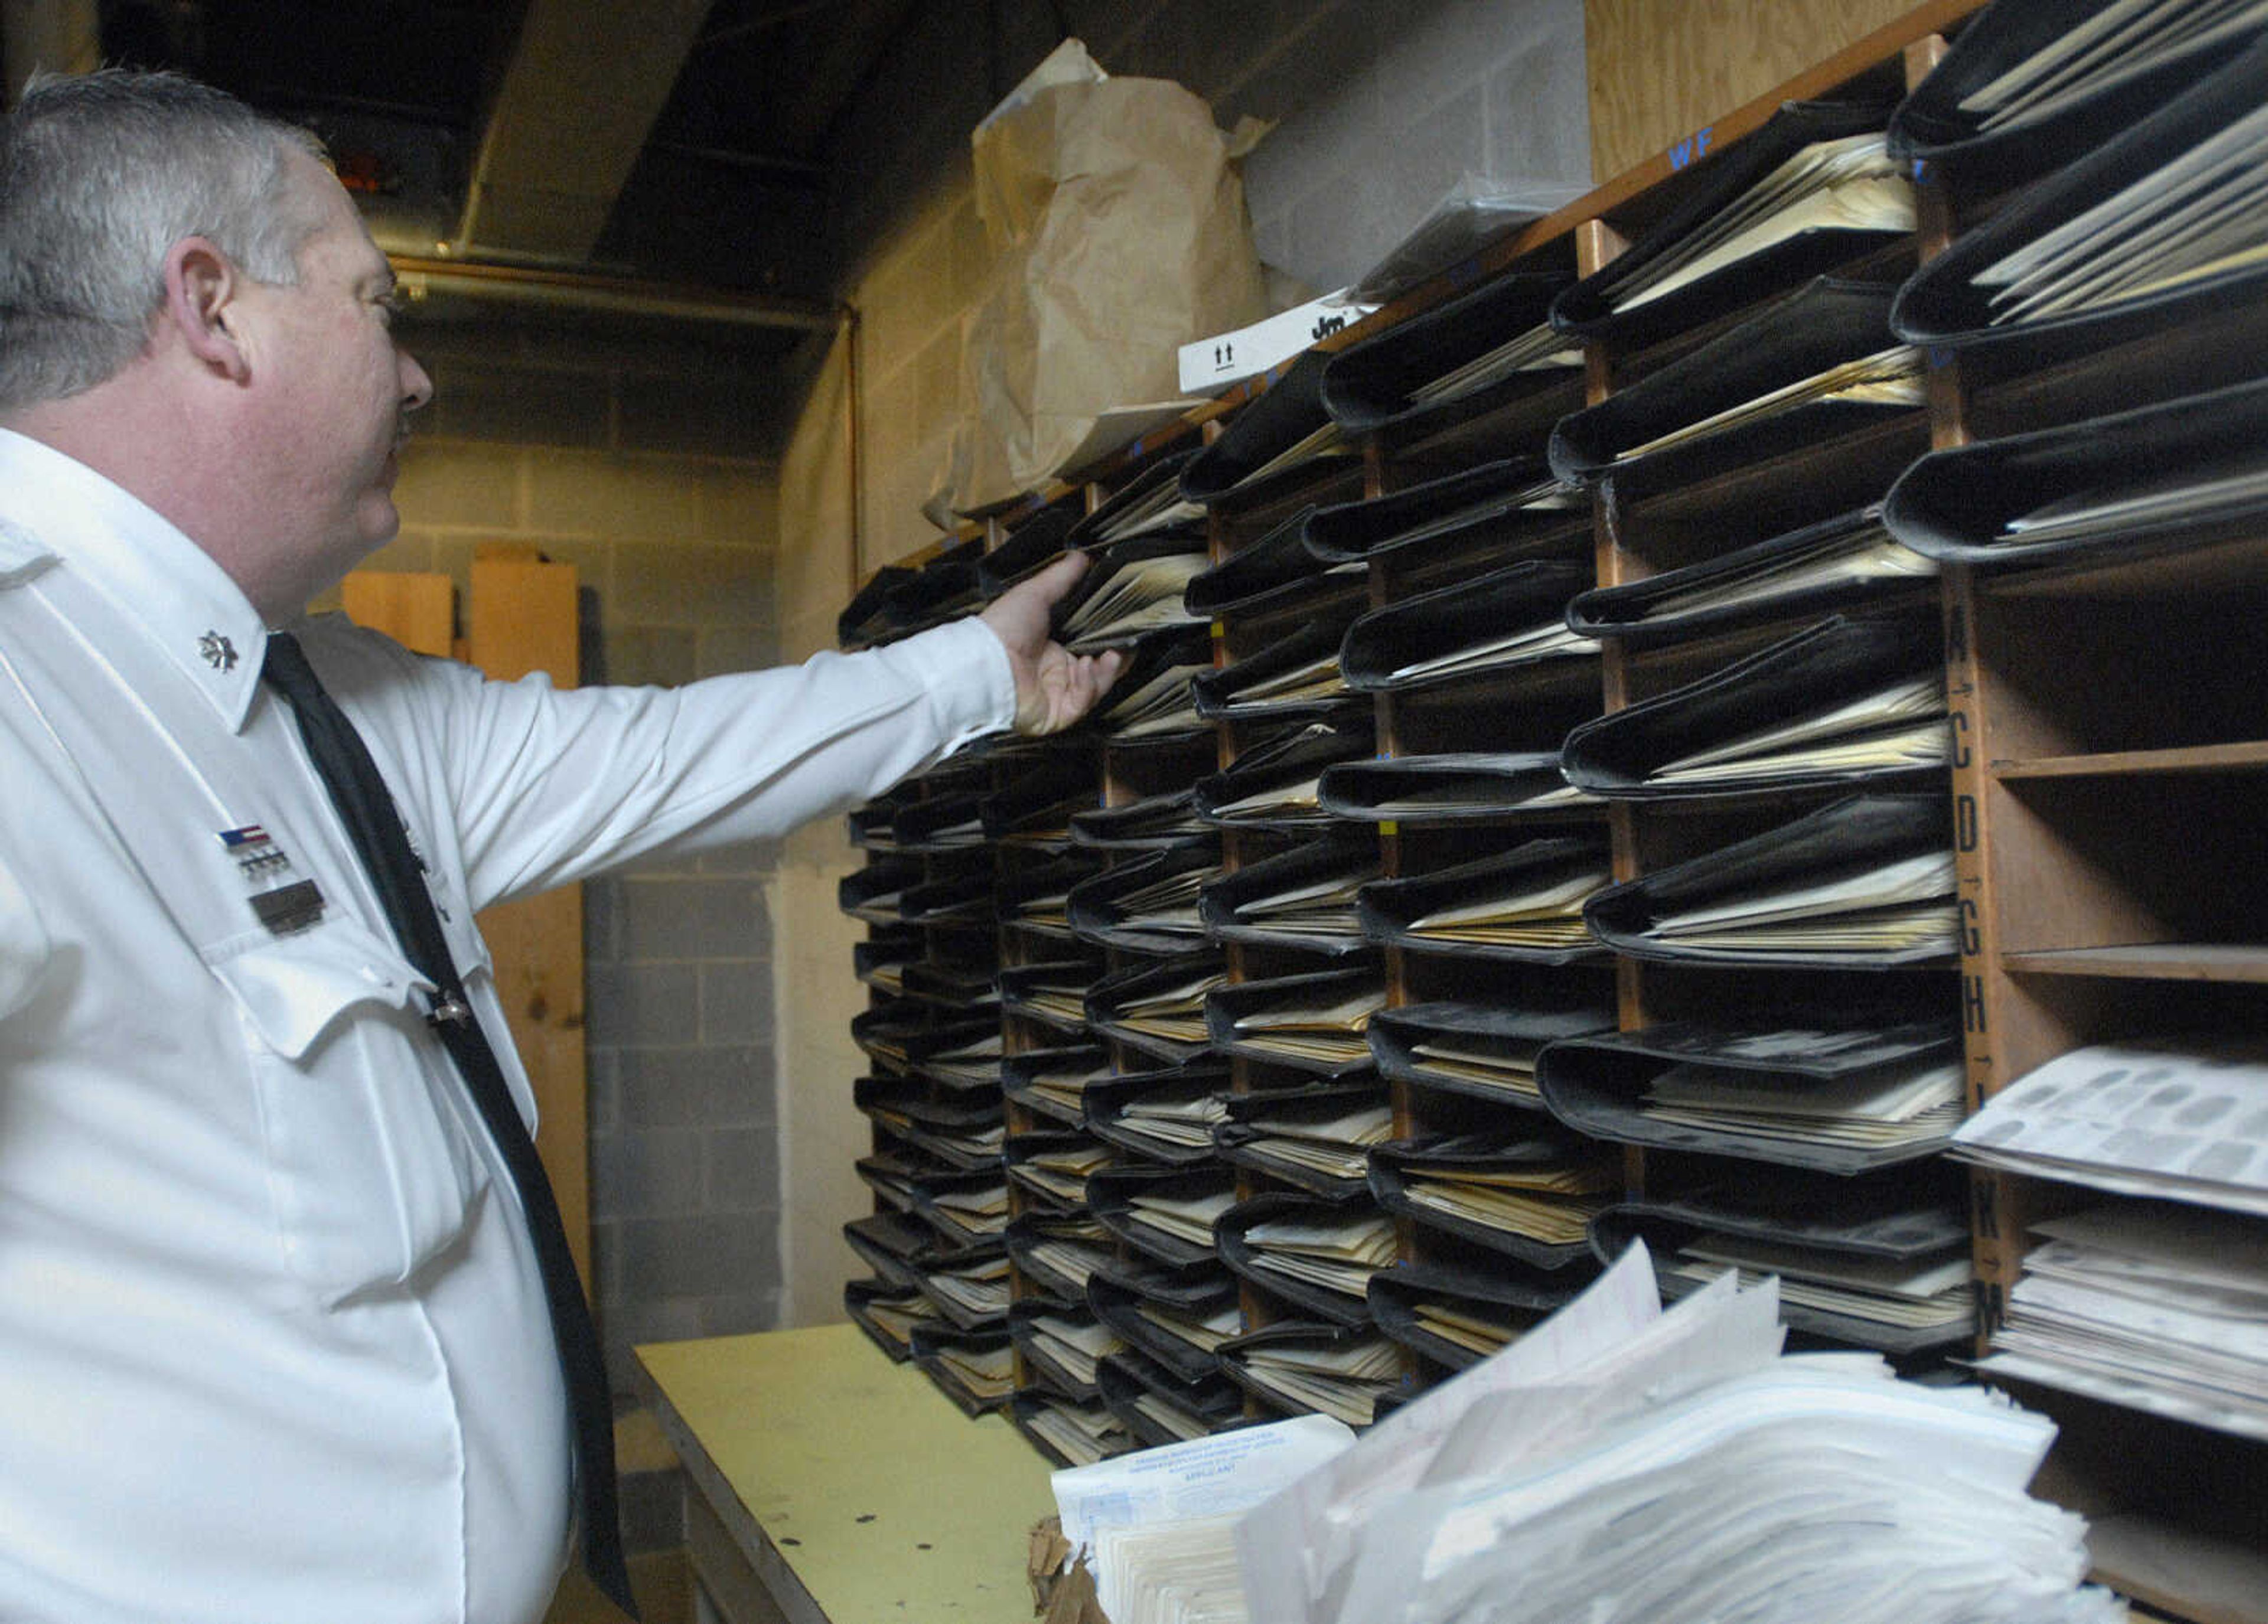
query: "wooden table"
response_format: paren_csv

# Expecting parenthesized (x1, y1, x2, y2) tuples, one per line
(635, 1325, 1057, 1624)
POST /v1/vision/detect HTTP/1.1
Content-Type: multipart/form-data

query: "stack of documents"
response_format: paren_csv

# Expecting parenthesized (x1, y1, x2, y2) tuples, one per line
(1058, 549, 1210, 651)
(1951, 0, 2268, 144)
(923, 1180, 1009, 1243)
(1953, 1041, 2268, 1215)
(1019, 1394, 1132, 1467)
(843, 1280, 940, 1358)
(1090, 958, 1227, 1054)
(1536, 1013, 1962, 1173)
(1361, 839, 1611, 958)
(1099, 653, 1211, 739)
(1069, 852, 1220, 952)
(1405, 322, 1583, 409)
(1997, 448, 2268, 550)
(1004, 1049, 1113, 1126)
(1641, 671, 1947, 787)
(1089, 1255, 1246, 1378)
(1223, 1331, 1404, 1427)
(1606, 135, 1914, 314)
(1017, 1310, 1128, 1393)
(917, 1034, 1003, 1092)
(1072, 787, 1211, 850)
(1100, 1082, 1233, 1159)
(1368, 996, 1618, 1108)
(913, 1326, 1017, 1412)
(1219, 1098, 1394, 1188)
(1340, 559, 1599, 693)
(1126, 1184, 1239, 1258)
(1568, 507, 1935, 643)
(1305, 465, 1586, 568)
(1002, 963, 1103, 1032)
(1003, 856, 1099, 936)
(1661, 1231, 1973, 1338)
(1099, 1348, 1246, 1446)
(1203, 840, 1379, 954)
(1586, 793, 1959, 966)
(1007, 1138, 1117, 1209)
(1367, 1260, 1584, 1372)
(1220, 975, 1386, 1071)
(1196, 721, 1374, 829)
(1969, 99, 2268, 326)
(1977, 1201, 2268, 1442)
(1236, 1207, 1399, 1306)
(1317, 751, 1602, 823)
(1007, 1212, 1117, 1301)
(917, 1254, 1012, 1328)
(1052, 1414, 1356, 1624)
(1234, 1243, 2120, 1624)
(1617, 346, 1923, 462)
(1371, 1135, 1619, 1257)
(1639, 1052, 1963, 1155)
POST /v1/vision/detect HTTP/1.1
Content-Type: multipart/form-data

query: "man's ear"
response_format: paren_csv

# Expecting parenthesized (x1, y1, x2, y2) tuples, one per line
(161, 237, 250, 384)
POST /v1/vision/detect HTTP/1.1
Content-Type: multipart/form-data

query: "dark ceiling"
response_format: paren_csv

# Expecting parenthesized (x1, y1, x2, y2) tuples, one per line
(93, 0, 926, 303)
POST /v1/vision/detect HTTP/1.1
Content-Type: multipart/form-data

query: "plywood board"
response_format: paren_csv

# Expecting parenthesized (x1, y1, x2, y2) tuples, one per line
(342, 570, 455, 657)
(1585, 0, 1932, 180)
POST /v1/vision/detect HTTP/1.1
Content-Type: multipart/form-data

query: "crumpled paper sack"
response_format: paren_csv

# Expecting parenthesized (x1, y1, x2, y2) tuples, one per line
(934, 38, 1270, 518)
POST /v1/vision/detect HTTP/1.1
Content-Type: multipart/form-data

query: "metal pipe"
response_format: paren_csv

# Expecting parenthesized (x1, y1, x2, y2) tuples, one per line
(387, 254, 838, 332)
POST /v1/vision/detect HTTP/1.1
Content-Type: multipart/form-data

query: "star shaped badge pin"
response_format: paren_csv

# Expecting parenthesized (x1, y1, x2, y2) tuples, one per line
(198, 630, 239, 673)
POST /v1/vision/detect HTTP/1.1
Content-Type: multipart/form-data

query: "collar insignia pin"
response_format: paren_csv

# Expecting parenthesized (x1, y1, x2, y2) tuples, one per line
(198, 631, 239, 673)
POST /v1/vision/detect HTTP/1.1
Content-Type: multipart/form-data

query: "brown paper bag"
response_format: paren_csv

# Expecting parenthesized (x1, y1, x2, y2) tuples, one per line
(944, 41, 1268, 514)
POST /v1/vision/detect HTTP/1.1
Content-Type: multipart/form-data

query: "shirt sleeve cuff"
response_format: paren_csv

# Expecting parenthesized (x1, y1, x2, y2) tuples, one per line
(886, 614, 1018, 749)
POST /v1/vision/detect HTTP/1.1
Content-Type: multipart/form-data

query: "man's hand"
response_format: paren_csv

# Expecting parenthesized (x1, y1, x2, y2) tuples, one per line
(977, 552, 1128, 736)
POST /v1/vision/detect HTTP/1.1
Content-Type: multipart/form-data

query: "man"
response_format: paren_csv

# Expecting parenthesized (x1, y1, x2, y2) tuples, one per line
(0, 70, 1120, 1624)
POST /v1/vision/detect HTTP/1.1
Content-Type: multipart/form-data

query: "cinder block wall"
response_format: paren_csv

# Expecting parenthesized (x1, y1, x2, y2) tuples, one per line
(335, 317, 794, 1391)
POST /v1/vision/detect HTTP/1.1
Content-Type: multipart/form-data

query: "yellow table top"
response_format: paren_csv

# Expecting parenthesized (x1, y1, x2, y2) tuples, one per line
(636, 1323, 1057, 1624)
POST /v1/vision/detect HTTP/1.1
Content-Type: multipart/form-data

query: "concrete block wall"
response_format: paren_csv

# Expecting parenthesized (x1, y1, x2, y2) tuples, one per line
(333, 316, 796, 1391)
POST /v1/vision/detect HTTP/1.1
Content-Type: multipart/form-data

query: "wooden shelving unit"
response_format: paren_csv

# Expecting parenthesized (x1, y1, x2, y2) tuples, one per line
(834, 1, 2266, 1611)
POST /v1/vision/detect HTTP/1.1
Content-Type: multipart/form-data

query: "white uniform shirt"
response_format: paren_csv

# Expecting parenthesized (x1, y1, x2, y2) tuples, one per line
(0, 429, 1014, 1624)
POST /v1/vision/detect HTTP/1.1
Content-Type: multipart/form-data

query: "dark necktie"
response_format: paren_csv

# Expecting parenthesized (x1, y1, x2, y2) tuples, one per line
(262, 631, 637, 1621)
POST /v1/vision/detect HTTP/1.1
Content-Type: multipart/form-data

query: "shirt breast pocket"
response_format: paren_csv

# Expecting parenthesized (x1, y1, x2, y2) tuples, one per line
(207, 915, 491, 1307)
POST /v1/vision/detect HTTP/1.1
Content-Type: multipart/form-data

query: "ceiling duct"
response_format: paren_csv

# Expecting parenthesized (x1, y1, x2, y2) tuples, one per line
(455, 0, 712, 263)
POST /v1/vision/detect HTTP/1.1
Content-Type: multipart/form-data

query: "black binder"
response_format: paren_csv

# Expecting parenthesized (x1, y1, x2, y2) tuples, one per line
(1316, 751, 1601, 826)
(1185, 504, 1367, 619)
(1551, 96, 1905, 348)
(1320, 268, 1580, 440)
(1892, 35, 2268, 362)
(1888, 0, 2268, 197)
(1367, 1257, 1591, 1371)
(1549, 279, 1909, 495)
(1216, 1191, 1391, 1327)
(1212, 1079, 1392, 1201)
(1356, 836, 1612, 965)
(1338, 559, 1595, 694)
(1083, 1059, 1234, 1168)
(1588, 1165, 1972, 1355)
(1197, 834, 1380, 957)
(1536, 1012, 1963, 1175)
(1301, 457, 1589, 568)
(1882, 372, 2268, 572)
(1558, 614, 1947, 801)
(1179, 350, 1360, 508)
(1367, 993, 1617, 1110)
(1367, 1132, 1606, 1270)
(1563, 505, 1936, 648)
(1582, 791, 1956, 969)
